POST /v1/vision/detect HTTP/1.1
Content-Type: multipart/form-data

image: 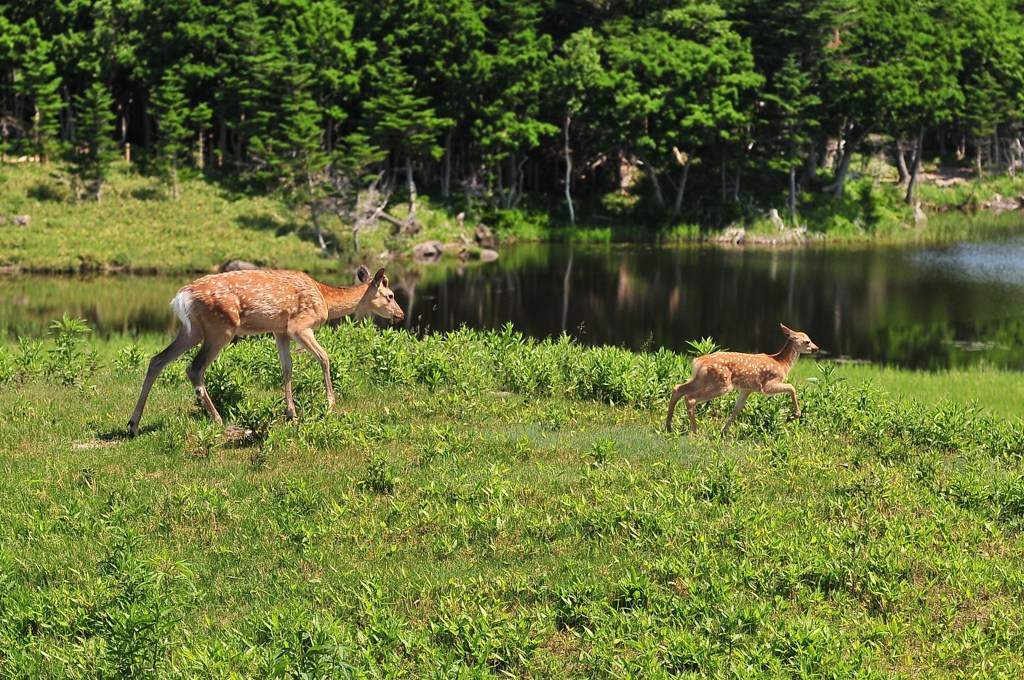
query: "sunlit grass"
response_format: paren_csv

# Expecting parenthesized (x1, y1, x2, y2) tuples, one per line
(2, 321, 1024, 675)
(0, 162, 465, 274)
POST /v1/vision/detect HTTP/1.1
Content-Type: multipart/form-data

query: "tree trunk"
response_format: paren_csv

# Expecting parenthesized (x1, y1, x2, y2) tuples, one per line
(442, 131, 452, 199)
(670, 158, 691, 220)
(196, 128, 205, 171)
(993, 128, 1000, 173)
(800, 140, 818, 187)
(720, 150, 727, 201)
(894, 136, 909, 185)
(217, 110, 227, 169)
(824, 126, 868, 197)
(904, 126, 924, 206)
(788, 164, 797, 224)
(494, 158, 505, 211)
(171, 153, 180, 201)
(405, 155, 417, 224)
(564, 115, 575, 225)
(308, 171, 328, 250)
(641, 155, 664, 207)
(511, 155, 527, 210)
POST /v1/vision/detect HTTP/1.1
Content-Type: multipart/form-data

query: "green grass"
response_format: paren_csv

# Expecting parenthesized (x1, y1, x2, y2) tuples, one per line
(818, 361, 1024, 420)
(3, 161, 1024, 276)
(2, 320, 1024, 676)
(0, 163, 471, 274)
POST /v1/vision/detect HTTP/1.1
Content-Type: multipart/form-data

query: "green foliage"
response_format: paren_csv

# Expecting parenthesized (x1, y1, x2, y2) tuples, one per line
(4, 0, 1022, 242)
(18, 38, 63, 162)
(686, 336, 723, 357)
(45, 315, 97, 388)
(359, 454, 398, 496)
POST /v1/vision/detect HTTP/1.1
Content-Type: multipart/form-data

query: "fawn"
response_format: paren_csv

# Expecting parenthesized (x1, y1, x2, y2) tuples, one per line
(128, 265, 404, 437)
(666, 324, 819, 435)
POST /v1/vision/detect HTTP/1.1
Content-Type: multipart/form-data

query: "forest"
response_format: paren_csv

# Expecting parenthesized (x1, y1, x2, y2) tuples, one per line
(2, 0, 1024, 235)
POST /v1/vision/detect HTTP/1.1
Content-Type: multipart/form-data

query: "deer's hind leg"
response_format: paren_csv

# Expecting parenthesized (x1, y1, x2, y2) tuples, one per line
(185, 328, 235, 424)
(667, 377, 702, 433)
(668, 365, 733, 434)
(128, 326, 202, 437)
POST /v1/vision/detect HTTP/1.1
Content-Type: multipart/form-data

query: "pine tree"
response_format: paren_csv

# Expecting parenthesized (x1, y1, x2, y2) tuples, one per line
(70, 81, 117, 202)
(150, 68, 191, 200)
(19, 40, 64, 163)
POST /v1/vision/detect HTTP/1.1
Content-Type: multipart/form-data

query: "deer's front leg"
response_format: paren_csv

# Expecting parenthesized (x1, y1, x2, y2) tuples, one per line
(275, 333, 297, 420)
(291, 328, 335, 409)
(721, 389, 751, 434)
(764, 381, 801, 420)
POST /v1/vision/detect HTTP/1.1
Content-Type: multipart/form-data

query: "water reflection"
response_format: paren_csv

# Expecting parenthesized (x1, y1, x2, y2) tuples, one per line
(4, 234, 1024, 370)
(402, 238, 1024, 370)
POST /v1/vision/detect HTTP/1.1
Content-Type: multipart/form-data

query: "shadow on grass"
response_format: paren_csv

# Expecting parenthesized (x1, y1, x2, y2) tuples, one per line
(27, 181, 71, 203)
(130, 186, 164, 201)
(235, 214, 341, 251)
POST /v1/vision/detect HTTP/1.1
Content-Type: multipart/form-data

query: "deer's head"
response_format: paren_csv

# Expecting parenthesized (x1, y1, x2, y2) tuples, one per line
(358, 266, 405, 322)
(780, 323, 819, 354)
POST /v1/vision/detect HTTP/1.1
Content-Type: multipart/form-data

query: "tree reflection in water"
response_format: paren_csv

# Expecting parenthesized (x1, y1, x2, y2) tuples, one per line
(5, 235, 1024, 370)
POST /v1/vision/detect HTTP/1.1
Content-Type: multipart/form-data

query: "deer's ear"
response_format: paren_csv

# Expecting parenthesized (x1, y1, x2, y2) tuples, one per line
(356, 265, 371, 283)
(372, 268, 388, 288)
(780, 323, 794, 336)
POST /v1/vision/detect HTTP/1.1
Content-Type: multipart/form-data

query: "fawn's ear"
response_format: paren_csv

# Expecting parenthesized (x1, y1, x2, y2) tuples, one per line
(356, 265, 371, 283)
(780, 323, 795, 336)
(371, 268, 388, 289)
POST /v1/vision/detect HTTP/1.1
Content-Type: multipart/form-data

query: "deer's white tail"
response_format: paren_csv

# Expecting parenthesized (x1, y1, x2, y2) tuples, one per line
(171, 290, 195, 334)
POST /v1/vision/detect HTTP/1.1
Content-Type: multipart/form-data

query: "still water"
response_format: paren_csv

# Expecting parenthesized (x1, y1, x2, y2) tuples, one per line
(4, 233, 1024, 370)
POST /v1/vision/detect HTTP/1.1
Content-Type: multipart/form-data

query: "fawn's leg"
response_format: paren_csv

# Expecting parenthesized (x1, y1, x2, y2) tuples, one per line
(291, 328, 334, 408)
(684, 380, 733, 434)
(275, 333, 296, 420)
(764, 381, 801, 420)
(721, 389, 752, 434)
(666, 380, 698, 433)
(128, 327, 201, 437)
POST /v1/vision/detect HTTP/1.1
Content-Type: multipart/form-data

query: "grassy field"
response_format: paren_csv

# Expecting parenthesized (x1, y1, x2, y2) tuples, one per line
(0, 163, 462, 274)
(2, 320, 1024, 677)
(3, 160, 1024, 275)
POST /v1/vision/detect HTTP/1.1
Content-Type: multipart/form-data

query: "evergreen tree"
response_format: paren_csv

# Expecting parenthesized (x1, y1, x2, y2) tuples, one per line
(150, 67, 190, 199)
(472, 4, 558, 210)
(69, 81, 117, 202)
(361, 53, 452, 225)
(19, 38, 64, 163)
(555, 28, 612, 224)
(761, 54, 820, 222)
(276, 60, 333, 251)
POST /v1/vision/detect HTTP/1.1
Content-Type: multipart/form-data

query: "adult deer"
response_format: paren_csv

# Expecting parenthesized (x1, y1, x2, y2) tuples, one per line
(666, 324, 819, 435)
(128, 266, 404, 437)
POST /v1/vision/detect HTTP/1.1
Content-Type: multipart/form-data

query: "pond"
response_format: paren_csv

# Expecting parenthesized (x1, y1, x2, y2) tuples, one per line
(4, 227, 1024, 370)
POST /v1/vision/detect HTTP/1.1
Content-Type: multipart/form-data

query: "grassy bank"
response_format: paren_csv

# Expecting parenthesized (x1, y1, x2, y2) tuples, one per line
(3, 161, 1023, 274)
(0, 163, 437, 274)
(2, 320, 1024, 676)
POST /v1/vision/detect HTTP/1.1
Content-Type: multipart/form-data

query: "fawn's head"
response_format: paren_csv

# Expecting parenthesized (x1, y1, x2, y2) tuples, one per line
(358, 266, 405, 322)
(780, 323, 819, 354)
